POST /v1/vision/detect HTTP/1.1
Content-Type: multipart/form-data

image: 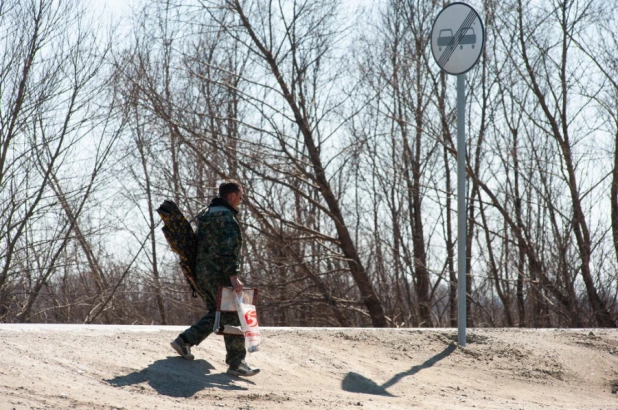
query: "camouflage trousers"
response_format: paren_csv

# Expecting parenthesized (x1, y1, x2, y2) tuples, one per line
(180, 279, 246, 367)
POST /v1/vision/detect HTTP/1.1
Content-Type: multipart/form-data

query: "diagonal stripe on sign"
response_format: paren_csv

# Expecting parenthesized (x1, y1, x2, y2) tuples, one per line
(437, 10, 476, 67)
(437, 10, 477, 68)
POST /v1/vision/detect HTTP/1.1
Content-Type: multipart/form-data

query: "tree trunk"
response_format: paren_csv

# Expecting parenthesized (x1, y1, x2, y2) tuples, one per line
(232, 1, 387, 327)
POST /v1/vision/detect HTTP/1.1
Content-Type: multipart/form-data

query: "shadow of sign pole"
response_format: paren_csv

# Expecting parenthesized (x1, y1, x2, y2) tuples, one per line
(341, 344, 457, 396)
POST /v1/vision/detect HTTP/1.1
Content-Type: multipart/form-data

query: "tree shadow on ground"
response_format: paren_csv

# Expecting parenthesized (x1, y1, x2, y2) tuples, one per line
(341, 344, 457, 397)
(105, 356, 252, 397)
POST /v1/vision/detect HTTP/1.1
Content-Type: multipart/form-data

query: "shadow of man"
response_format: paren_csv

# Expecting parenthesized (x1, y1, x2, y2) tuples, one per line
(106, 356, 252, 397)
(342, 343, 457, 396)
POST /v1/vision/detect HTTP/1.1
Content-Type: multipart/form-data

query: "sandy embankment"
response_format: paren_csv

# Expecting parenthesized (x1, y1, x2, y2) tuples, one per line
(0, 325, 617, 409)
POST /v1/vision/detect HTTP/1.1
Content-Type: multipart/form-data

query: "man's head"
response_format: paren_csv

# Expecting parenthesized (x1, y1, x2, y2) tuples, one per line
(219, 179, 243, 210)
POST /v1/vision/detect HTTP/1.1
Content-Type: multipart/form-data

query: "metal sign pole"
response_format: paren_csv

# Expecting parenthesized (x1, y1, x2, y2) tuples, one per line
(430, 1, 484, 348)
(457, 74, 466, 347)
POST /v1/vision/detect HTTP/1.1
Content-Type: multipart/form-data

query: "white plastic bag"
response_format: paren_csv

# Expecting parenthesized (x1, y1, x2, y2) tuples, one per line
(235, 292, 261, 353)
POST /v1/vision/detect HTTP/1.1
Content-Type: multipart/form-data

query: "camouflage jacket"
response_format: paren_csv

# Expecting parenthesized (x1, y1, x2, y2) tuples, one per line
(194, 197, 242, 287)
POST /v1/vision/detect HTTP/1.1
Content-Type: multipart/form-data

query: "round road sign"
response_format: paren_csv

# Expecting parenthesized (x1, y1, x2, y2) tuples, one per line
(430, 2, 484, 75)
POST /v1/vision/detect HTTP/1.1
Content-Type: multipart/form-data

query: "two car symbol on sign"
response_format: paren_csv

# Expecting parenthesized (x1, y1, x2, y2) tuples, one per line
(437, 27, 477, 52)
(432, 4, 484, 74)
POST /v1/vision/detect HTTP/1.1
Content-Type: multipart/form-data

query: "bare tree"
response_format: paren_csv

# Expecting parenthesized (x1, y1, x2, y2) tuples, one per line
(511, 0, 613, 327)
(200, 0, 389, 327)
(0, 0, 120, 322)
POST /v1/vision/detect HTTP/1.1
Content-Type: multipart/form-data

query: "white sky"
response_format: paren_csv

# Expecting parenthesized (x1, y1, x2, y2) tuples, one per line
(96, 0, 135, 17)
(94, 0, 375, 19)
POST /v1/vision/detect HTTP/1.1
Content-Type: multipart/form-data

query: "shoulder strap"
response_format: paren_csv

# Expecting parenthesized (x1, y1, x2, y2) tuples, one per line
(208, 205, 232, 214)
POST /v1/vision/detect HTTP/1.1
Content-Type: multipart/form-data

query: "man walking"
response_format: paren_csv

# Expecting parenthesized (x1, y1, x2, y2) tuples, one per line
(171, 180, 260, 377)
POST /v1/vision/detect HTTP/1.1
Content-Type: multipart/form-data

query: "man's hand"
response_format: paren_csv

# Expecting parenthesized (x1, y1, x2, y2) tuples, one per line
(230, 275, 244, 294)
